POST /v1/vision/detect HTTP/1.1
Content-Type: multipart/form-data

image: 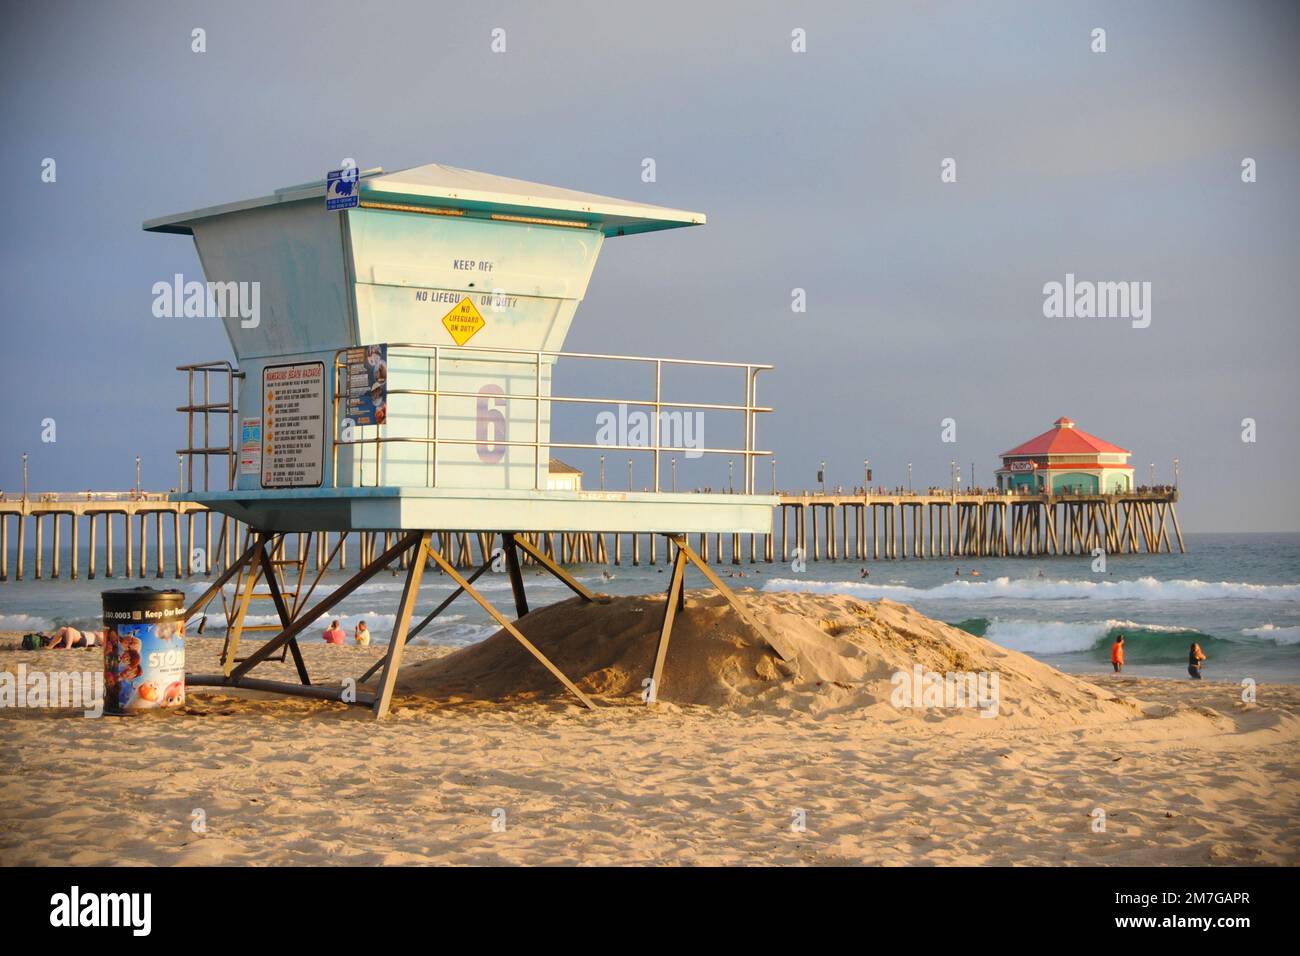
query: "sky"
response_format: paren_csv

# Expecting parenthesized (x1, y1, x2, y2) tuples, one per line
(1, 0, 1297, 531)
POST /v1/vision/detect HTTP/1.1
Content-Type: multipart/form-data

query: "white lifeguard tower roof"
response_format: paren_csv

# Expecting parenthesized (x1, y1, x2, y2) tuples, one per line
(144, 162, 705, 238)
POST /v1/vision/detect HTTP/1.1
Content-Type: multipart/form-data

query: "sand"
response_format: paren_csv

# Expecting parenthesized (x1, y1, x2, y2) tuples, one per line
(1, 589, 1297, 866)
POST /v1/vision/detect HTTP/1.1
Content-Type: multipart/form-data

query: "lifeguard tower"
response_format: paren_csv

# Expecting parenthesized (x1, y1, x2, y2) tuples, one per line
(147, 162, 780, 717)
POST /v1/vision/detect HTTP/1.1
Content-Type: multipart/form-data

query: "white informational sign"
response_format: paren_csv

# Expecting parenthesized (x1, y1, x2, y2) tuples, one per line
(239, 417, 262, 475)
(261, 362, 325, 488)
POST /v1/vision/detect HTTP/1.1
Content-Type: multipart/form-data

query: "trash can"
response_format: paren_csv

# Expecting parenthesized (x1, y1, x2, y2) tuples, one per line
(102, 587, 187, 715)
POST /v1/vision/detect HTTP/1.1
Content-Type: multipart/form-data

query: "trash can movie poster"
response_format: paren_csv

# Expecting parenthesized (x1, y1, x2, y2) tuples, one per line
(102, 593, 188, 715)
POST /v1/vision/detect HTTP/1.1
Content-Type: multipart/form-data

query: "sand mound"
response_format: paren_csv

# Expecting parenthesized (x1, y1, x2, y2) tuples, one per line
(395, 590, 1147, 726)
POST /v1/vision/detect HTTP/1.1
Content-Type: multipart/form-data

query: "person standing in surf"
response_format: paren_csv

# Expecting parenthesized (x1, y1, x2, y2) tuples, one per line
(1111, 634, 1125, 673)
(1188, 642, 1207, 679)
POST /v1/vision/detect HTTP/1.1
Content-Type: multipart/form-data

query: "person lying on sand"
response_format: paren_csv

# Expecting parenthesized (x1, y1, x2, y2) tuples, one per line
(1188, 642, 1207, 679)
(44, 626, 102, 649)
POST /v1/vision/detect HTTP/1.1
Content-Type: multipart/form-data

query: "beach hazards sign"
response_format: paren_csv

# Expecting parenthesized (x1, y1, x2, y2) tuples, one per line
(441, 297, 486, 345)
(261, 361, 325, 488)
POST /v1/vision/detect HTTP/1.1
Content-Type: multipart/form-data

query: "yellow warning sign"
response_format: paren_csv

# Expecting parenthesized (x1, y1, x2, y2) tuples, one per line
(441, 297, 486, 346)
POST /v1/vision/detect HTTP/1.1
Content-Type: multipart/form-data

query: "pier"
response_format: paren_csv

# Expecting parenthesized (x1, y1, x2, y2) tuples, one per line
(773, 488, 1183, 562)
(0, 487, 1183, 583)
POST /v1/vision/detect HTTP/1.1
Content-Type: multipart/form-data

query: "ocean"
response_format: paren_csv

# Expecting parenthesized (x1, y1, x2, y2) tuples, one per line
(2, 532, 1296, 684)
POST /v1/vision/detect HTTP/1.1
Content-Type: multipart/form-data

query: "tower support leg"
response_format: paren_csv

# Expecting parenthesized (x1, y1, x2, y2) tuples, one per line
(649, 542, 689, 703)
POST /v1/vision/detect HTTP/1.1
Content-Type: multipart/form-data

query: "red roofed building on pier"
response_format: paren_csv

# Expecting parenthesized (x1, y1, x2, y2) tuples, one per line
(995, 417, 1134, 494)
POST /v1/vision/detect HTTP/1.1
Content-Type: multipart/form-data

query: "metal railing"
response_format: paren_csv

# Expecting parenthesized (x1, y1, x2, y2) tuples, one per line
(177, 360, 242, 493)
(330, 343, 774, 494)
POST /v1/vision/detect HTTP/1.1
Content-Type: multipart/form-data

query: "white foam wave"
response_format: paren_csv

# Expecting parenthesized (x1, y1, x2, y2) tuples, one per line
(762, 575, 1300, 603)
(1241, 624, 1300, 645)
(979, 618, 1198, 655)
(0, 612, 56, 633)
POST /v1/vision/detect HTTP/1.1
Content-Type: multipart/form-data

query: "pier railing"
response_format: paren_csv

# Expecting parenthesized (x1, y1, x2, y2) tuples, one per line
(0, 486, 1184, 583)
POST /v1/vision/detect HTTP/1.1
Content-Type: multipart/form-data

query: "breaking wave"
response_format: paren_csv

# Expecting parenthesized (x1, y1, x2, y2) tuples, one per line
(762, 575, 1300, 603)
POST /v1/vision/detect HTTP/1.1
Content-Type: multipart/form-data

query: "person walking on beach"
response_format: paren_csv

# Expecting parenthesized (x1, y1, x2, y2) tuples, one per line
(354, 621, 370, 647)
(1188, 642, 1207, 679)
(322, 620, 346, 645)
(1111, 634, 1125, 673)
